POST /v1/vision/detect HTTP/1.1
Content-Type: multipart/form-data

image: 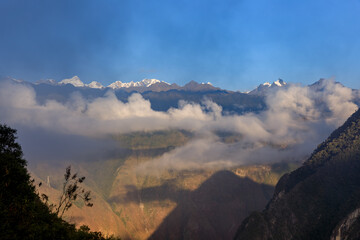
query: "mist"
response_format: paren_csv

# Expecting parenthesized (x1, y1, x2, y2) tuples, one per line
(0, 79, 358, 171)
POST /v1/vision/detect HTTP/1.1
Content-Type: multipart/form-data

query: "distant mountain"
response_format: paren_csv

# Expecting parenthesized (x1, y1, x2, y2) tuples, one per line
(108, 78, 163, 89)
(57, 76, 104, 89)
(145, 82, 181, 92)
(35, 76, 220, 93)
(181, 80, 219, 92)
(59, 76, 85, 87)
(49, 76, 221, 93)
(308, 78, 345, 92)
(6, 76, 360, 115)
(249, 78, 287, 95)
(139, 89, 265, 113)
(24, 77, 267, 114)
(234, 107, 360, 240)
(87, 81, 104, 89)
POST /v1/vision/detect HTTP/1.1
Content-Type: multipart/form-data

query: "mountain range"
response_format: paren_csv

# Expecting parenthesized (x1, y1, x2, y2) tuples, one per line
(19, 76, 268, 114)
(36, 76, 220, 92)
(35, 75, 292, 93)
(11, 76, 359, 116)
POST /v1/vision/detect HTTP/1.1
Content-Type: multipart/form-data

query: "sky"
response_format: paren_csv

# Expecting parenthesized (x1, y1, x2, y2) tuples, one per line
(1, 0, 360, 91)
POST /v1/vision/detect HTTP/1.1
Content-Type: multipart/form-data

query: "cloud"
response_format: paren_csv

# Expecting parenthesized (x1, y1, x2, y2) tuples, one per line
(0, 79, 358, 170)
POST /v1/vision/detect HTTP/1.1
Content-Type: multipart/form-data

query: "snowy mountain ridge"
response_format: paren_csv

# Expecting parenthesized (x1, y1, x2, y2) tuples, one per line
(260, 79, 287, 88)
(32, 75, 287, 93)
(108, 79, 166, 89)
(249, 79, 287, 95)
(59, 76, 86, 87)
(55, 76, 166, 89)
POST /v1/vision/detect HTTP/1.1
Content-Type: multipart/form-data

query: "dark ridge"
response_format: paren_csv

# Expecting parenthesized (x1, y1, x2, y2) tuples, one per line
(234, 108, 360, 240)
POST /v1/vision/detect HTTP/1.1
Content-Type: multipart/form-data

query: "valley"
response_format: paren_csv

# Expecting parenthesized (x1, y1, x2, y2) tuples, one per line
(32, 130, 300, 239)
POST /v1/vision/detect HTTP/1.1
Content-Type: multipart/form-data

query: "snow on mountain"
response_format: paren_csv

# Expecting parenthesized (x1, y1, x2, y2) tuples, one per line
(35, 79, 58, 85)
(108, 81, 125, 89)
(57, 76, 103, 89)
(54, 77, 167, 89)
(249, 79, 287, 95)
(59, 76, 85, 87)
(141, 79, 164, 87)
(108, 79, 165, 89)
(260, 79, 286, 88)
(87, 81, 104, 89)
(201, 82, 213, 85)
(273, 79, 286, 87)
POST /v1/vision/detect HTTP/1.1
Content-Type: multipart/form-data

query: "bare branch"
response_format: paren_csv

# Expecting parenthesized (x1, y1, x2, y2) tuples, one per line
(39, 165, 93, 218)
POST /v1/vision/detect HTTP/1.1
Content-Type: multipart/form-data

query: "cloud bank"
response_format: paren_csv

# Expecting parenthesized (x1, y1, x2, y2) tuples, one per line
(0, 79, 358, 170)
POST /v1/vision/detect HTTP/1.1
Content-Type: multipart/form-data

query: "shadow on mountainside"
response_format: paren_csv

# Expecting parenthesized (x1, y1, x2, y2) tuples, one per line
(148, 170, 274, 240)
(108, 177, 189, 204)
(111, 170, 274, 240)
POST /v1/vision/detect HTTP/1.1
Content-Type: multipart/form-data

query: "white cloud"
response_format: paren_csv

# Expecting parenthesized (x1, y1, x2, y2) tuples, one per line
(0, 78, 358, 170)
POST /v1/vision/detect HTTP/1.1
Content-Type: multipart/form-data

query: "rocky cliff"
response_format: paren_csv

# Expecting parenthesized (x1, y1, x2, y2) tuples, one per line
(235, 108, 360, 240)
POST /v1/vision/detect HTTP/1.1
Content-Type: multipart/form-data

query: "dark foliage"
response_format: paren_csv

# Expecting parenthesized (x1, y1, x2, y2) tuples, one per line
(0, 124, 118, 240)
(51, 166, 93, 217)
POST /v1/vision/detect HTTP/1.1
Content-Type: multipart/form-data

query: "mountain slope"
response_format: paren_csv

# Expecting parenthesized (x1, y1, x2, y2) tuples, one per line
(234, 108, 360, 240)
(148, 171, 274, 240)
(29, 130, 296, 239)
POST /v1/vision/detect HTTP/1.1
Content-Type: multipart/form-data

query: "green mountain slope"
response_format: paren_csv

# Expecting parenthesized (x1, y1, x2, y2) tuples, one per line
(234, 108, 360, 240)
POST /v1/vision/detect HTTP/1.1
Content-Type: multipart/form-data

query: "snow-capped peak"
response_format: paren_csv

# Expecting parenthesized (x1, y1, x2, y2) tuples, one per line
(141, 78, 162, 87)
(201, 82, 213, 85)
(260, 79, 286, 88)
(108, 79, 166, 89)
(87, 81, 104, 89)
(35, 79, 57, 85)
(273, 79, 286, 87)
(108, 81, 127, 89)
(59, 76, 85, 87)
(250, 79, 287, 95)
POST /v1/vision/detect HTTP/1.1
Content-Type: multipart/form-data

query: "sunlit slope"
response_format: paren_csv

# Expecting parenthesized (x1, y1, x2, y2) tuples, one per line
(31, 130, 299, 239)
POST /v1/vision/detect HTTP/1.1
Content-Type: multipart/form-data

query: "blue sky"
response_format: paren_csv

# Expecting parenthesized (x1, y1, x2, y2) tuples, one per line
(1, 0, 360, 91)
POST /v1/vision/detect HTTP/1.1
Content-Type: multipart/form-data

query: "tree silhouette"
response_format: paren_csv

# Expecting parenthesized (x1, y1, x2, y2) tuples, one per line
(41, 166, 93, 218)
(0, 123, 118, 239)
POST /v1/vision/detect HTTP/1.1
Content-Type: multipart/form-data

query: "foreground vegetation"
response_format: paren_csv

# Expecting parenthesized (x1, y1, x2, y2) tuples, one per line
(0, 124, 118, 240)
